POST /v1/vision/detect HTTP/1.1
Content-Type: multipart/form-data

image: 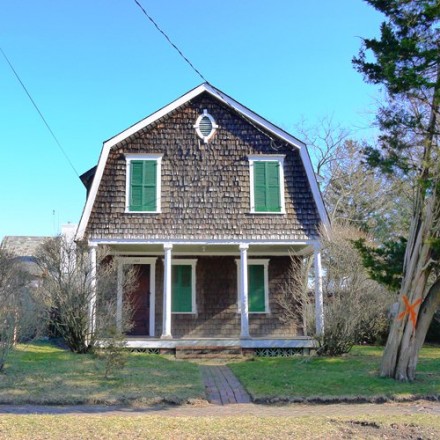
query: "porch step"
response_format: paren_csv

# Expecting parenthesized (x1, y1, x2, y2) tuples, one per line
(175, 345, 243, 359)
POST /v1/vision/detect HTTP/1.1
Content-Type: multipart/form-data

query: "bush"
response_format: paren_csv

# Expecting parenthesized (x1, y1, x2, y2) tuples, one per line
(314, 224, 395, 355)
(276, 224, 395, 356)
(37, 237, 136, 354)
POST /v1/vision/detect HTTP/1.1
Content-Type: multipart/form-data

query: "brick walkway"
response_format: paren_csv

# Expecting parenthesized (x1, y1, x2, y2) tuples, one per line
(200, 365, 251, 404)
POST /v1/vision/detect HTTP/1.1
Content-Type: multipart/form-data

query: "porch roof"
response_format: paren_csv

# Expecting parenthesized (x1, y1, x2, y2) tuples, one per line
(90, 240, 317, 256)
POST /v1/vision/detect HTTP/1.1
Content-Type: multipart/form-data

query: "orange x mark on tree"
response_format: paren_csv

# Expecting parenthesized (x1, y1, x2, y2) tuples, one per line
(397, 295, 423, 329)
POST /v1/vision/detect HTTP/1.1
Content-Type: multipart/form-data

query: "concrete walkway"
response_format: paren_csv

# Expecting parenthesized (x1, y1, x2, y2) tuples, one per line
(200, 365, 251, 404)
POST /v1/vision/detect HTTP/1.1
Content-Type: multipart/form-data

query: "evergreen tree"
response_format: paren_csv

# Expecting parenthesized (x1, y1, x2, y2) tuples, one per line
(353, 0, 440, 380)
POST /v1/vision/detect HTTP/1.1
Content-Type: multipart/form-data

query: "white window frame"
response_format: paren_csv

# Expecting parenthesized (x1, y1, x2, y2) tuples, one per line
(125, 153, 163, 213)
(193, 109, 218, 143)
(235, 258, 270, 314)
(248, 154, 286, 214)
(171, 259, 198, 315)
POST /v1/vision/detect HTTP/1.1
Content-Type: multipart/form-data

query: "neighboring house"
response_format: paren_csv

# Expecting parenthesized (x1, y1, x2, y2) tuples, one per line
(1, 236, 49, 285)
(1, 235, 49, 342)
(76, 83, 329, 353)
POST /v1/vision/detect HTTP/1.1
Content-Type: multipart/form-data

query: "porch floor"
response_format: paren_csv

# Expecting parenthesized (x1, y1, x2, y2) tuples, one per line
(125, 336, 316, 349)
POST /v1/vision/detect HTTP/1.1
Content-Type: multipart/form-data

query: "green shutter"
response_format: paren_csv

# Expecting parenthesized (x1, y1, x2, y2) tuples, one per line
(266, 162, 281, 212)
(248, 265, 265, 312)
(129, 160, 157, 211)
(172, 265, 192, 313)
(254, 162, 267, 212)
(253, 161, 281, 212)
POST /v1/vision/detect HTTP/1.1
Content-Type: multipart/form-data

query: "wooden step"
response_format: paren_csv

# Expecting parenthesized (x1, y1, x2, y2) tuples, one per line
(175, 345, 242, 359)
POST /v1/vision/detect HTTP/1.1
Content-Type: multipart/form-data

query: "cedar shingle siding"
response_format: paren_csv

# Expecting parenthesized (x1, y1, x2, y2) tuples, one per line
(154, 256, 302, 338)
(85, 93, 320, 241)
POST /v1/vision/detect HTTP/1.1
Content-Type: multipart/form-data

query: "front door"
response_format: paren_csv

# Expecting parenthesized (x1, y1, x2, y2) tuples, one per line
(126, 264, 150, 336)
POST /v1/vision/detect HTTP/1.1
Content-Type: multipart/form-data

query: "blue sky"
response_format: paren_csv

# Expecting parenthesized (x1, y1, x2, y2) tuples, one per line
(0, 1, 383, 240)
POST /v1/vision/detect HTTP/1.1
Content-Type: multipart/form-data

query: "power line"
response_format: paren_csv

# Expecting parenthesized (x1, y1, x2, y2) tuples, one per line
(131, 2, 286, 150)
(132, 0, 209, 84)
(0, 47, 79, 177)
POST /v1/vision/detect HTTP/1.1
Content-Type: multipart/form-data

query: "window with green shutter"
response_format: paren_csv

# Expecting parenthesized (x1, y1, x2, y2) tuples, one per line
(248, 264, 266, 312)
(252, 159, 283, 213)
(236, 259, 270, 314)
(129, 160, 158, 212)
(172, 265, 194, 313)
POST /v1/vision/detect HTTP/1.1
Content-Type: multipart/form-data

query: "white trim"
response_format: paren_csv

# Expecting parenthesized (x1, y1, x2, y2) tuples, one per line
(88, 238, 316, 246)
(117, 263, 123, 331)
(171, 259, 198, 315)
(235, 258, 270, 314)
(193, 109, 218, 143)
(117, 256, 157, 337)
(239, 244, 250, 338)
(299, 147, 330, 234)
(314, 246, 324, 336)
(248, 155, 286, 214)
(162, 243, 173, 338)
(75, 83, 330, 241)
(125, 154, 163, 214)
(108, 250, 306, 257)
(88, 245, 97, 338)
(120, 337, 317, 350)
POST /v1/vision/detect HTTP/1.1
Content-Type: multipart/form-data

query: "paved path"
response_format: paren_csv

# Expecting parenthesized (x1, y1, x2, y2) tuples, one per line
(0, 401, 439, 417)
(199, 365, 251, 404)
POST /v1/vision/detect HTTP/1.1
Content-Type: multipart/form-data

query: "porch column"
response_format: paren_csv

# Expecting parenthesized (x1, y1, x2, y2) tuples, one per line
(88, 243, 97, 337)
(161, 243, 173, 339)
(116, 260, 123, 332)
(314, 245, 324, 336)
(239, 243, 250, 339)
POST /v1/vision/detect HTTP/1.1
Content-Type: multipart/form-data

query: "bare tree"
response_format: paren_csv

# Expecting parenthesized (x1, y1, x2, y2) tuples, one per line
(0, 248, 27, 370)
(277, 224, 393, 356)
(37, 237, 136, 354)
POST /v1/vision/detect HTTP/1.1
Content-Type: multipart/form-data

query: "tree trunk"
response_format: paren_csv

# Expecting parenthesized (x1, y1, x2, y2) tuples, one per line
(380, 174, 440, 380)
(380, 62, 440, 381)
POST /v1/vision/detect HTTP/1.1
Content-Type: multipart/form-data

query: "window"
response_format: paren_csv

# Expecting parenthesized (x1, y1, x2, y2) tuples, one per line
(194, 109, 218, 143)
(236, 259, 270, 313)
(172, 259, 197, 314)
(125, 154, 162, 213)
(248, 155, 285, 213)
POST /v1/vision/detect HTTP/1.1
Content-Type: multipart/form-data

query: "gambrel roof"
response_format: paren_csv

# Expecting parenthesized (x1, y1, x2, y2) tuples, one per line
(76, 83, 329, 241)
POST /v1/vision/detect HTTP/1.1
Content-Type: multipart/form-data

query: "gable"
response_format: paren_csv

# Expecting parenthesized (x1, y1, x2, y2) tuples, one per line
(76, 83, 329, 241)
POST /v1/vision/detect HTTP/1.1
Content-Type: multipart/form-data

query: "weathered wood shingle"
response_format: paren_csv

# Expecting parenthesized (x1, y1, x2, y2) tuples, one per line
(86, 92, 320, 241)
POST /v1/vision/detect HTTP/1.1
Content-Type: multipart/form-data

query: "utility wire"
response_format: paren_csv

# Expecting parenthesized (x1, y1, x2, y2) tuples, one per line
(132, 0, 209, 84)
(0, 47, 79, 177)
(131, 1, 286, 150)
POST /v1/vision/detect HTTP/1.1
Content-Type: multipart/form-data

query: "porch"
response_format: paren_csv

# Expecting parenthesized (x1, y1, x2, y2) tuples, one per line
(124, 336, 317, 350)
(88, 240, 324, 346)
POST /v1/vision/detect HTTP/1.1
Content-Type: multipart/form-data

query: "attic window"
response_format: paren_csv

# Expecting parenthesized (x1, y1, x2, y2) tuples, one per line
(194, 109, 218, 143)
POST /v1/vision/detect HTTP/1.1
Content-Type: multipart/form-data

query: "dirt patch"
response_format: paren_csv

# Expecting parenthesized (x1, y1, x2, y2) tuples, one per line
(333, 419, 435, 439)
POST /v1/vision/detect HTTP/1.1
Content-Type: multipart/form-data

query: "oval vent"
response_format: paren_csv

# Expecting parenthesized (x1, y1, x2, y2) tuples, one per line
(194, 109, 218, 143)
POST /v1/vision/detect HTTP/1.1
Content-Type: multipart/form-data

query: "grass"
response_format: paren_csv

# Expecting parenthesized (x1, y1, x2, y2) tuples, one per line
(0, 414, 439, 439)
(0, 342, 204, 405)
(229, 345, 440, 402)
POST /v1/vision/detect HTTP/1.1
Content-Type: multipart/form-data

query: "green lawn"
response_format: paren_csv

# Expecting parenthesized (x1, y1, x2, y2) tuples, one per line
(0, 343, 204, 405)
(230, 345, 440, 401)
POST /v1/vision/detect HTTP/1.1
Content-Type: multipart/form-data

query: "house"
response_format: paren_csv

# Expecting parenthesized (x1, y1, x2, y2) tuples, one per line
(76, 83, 329, 354)
(1, 235, 49, 287)
(1, 235, 50, 342)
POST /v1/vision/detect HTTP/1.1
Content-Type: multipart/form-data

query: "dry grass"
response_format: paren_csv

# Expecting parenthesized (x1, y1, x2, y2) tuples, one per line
(0, 414, 439, 439)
